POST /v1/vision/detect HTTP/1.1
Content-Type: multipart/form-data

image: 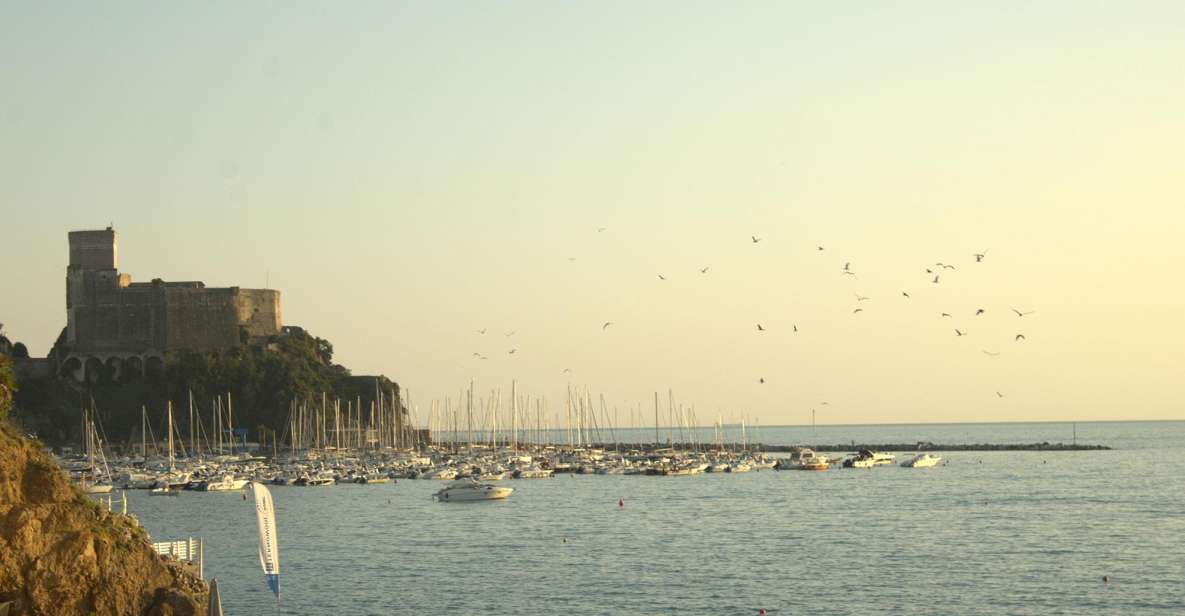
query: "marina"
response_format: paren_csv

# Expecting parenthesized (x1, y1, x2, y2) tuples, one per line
(117, 420, 1185, 615)
(57, 389, 1110, 496)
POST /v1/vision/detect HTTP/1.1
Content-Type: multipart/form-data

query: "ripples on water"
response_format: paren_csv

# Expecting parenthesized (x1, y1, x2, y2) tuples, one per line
(131, 422, 1185, 614)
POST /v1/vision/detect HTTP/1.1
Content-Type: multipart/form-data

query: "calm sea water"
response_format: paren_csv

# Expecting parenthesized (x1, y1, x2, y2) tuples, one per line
(129, 421, 1185, 615)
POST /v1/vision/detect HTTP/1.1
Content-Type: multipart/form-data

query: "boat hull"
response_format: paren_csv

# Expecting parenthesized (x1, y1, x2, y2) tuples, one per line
(435, 485, 514, 502)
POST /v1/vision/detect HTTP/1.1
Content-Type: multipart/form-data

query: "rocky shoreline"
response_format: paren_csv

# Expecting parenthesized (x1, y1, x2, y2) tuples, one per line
(0, 424, 209, 615)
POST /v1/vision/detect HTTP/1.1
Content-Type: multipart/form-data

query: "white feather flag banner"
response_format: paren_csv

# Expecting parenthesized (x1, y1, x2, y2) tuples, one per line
(251, 482, 281, 598)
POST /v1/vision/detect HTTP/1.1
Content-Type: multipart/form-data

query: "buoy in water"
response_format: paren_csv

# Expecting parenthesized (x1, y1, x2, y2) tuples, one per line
(618, 498, 624, 508)
(758, 610, 767, 615)
(1103, 575, 1109, 583)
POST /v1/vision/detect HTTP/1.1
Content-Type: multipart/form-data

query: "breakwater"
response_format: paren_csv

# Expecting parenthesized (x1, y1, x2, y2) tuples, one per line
(587, 441, 1110, 452)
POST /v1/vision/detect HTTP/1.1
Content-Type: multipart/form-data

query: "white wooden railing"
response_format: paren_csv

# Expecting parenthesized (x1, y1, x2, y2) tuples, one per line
(151, 537, 204, 579)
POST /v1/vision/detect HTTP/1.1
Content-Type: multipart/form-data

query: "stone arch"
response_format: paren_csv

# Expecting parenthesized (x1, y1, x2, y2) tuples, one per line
(84, 357, 104, 384)
(60, 356, 83, 381)
(145, 355, 165, 379)
(123, 356, 143, 382)
(103, 356, 123, 383)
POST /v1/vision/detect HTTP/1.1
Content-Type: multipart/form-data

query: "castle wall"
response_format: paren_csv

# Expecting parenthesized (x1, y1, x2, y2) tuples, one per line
(63, 230, 282, 368)
(163, 287, 243, 352)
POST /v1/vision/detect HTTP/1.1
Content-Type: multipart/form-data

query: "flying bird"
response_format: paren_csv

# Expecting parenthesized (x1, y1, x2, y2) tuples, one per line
(996, 391, 1004, 398)
(793, 324, 798, 332)
(505, 330, 516, 337)
(1011, 308, 1035, 317)
(657, 274, 666, 280)
(974, 251, 988, 263)
(982, 350, 1000, 357)
(478, 329, 487, 334)
(757, 324, 765, 331)
(932, 275, 940, 284)
(955, 329, 965, 336)
(508, 349, 517, 354)
(856, 294, 870, 301)
(942, 264, 956, 270)
(1015, 334, 1026, 341)
(926, 268, 934, 274)
(597, 227, 606, 232)
(941, 313, 952, 318)
(562, 368, 571, 374)
(817, 246, 824, 251)
(902, 291, 910, 298)
(751, 236, 762, 243)
(603, 322, 613, 330)
(759, 378, 765, 384)
(842, 270, 856, 276)
(844, 262, 851, 271)
(975, 309, 985, 316)
(472, 352, 482, 357)
(699, 267, 710, 274)
(853, 308, 864, 314)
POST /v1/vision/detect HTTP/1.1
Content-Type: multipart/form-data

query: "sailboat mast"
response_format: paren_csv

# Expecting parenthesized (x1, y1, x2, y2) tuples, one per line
(167, 400, 175, 471)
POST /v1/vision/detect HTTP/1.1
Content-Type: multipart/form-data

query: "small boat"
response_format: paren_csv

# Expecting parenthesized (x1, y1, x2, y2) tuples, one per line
(843, 450, 896, 469)
(788, 449, 829, 471)
(150, 485, 179, 496)
(201, 474, 250, 491)
(354, 473, 390, 484)
(432, 479, 514, 502)
(295, 472, 335, 487)
(420, 467, 459, 481)
(900, 453, 942, 468)
(514, 467, 554, 479)
(82, 480, 115, 494)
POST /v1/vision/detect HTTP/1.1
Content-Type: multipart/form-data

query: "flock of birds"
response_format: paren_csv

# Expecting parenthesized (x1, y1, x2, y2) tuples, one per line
(466, 228, 1036, 402)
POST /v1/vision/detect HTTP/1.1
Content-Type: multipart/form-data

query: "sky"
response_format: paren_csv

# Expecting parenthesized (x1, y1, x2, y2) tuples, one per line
(1, 2, 1182, 426)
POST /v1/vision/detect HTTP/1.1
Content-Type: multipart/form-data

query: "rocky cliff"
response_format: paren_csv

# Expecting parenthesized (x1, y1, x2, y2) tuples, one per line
(0, 424, 207, 615)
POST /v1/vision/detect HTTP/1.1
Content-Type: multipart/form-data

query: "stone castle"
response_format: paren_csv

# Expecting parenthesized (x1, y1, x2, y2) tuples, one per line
(56, 228, 282, 381)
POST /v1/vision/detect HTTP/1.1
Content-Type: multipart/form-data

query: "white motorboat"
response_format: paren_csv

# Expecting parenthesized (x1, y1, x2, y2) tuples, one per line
(201, 474, 250, 491)
(150, 485, 179, 496)
(779, 449, 829, 471)
(900, 453, 942, 468)
(420, 467, 459, 481)
(515, 467, 554, 479)
(433, 479, 514, 502)
(295, 471, 335, 487)
(843, 450, 896, 469)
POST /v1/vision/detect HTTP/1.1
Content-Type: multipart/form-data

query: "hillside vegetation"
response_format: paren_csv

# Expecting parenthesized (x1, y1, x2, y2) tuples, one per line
(11, 328, 405, 447)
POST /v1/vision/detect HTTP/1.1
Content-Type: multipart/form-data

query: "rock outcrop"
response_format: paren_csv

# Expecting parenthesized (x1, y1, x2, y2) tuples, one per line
(0, 424, 207, 615)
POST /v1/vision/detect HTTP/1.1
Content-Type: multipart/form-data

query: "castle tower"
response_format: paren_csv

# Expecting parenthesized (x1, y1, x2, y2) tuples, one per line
(66, 228, 124, 346)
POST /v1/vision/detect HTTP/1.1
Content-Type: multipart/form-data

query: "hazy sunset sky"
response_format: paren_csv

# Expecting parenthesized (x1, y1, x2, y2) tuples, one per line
(2, 2, 1182, 425)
